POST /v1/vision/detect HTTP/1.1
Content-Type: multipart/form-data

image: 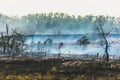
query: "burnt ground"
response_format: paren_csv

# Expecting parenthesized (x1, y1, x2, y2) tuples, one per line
(0, 59, 120, 79)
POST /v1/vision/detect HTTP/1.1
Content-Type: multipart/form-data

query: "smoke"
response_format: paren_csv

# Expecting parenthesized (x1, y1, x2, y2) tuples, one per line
(0, 13, 119, 35)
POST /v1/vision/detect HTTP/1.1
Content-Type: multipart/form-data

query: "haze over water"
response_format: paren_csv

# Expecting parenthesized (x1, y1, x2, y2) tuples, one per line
(26, 34, 120, 58)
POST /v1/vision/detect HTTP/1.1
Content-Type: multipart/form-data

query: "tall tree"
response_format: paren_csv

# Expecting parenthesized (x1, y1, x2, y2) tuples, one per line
(94, 16, 117, 63)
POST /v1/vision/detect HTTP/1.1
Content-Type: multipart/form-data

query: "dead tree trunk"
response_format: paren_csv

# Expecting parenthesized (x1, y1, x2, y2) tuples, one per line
(95, 25, 112, 63)
(104, 36, 109, 63)
(6, 24, 10, 55)
(1, 33, 6, 54)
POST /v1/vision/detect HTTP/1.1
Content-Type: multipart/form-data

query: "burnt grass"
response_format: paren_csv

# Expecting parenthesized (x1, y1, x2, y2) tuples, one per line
(0, 59, 120, 78)
(0, 59, 62, 75)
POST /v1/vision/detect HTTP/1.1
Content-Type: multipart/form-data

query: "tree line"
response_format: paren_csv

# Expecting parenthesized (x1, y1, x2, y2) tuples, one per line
(0, 13, 119, 34)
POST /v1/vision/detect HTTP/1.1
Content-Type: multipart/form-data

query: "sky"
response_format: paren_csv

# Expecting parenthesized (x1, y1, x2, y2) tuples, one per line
(0, 0, 120, 17)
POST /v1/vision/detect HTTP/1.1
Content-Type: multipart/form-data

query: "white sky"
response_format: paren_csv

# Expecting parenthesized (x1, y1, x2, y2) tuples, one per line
(0, 0, 120, 17)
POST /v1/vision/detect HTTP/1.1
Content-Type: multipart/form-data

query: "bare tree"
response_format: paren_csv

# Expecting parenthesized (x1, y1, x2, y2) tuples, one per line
(0, 24, 10, 54)
(94, 16, 118, 63)
(10, 29, 26, 57)
(6, 24, 9, 51)
(0, 32, 6, 54)
(0, 24, 26, 60)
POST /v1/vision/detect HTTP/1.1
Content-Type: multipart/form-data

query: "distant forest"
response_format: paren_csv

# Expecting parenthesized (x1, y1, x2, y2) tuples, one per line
(0, 12, 120, 34)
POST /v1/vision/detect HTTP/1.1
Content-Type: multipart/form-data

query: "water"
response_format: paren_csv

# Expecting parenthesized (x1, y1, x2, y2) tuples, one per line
(25, 34, 120, 57)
